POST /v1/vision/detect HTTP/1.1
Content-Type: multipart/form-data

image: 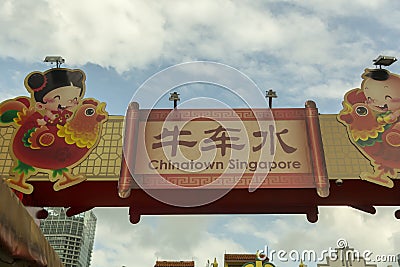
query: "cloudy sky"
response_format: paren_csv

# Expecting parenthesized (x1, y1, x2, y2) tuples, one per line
(1, 0, 400, 266)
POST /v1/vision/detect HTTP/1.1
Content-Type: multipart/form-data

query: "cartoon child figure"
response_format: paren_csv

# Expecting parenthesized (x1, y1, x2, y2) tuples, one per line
(362, 68, 400, 146)
(26, 69, 85, 126)
(0, 67, 108, 194)
(25, 69, 86, 146)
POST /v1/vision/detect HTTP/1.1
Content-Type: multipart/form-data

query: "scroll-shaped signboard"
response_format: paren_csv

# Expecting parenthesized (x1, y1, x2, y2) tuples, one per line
(119, 101, 329, 206)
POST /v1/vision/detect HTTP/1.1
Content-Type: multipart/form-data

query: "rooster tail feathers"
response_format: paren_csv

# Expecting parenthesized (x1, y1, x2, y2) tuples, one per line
(0, 97, 31, 125)
(0, 110, 19, 123)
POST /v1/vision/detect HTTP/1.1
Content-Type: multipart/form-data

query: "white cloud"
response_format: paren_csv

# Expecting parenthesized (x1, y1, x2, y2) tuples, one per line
(0, 0, 393, 73)
(2, 0, 400, 106)
(91, 207, 400, 267)
(282, 0, 392, 18)
(91, 209, 245, 267)
(223, 207, 400, 266)
(50, 1, 166, 72)
(304, 80, 360, 99)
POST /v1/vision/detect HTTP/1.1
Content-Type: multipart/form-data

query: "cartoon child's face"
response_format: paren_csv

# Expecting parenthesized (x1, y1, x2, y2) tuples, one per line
(363, 75, 400, 113)
(36, 85, 81, 112)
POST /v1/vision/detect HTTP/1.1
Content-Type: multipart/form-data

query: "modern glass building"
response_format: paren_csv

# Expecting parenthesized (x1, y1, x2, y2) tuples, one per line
(39, 207, 97, 267)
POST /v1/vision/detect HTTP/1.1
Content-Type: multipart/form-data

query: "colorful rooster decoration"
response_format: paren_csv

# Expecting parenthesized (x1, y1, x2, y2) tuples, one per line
(338, 68, 400, 188)
(0, 68, 108, 194)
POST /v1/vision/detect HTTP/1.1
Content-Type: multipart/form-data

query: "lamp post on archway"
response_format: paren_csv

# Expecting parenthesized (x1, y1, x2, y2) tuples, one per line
(169, 91, 180, 109)
(266, 89, 277, 108)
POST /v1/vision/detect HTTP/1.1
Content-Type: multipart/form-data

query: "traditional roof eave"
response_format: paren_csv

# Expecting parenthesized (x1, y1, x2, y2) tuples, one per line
(0, 179, 64, 267)
(155, 260, 195, 267)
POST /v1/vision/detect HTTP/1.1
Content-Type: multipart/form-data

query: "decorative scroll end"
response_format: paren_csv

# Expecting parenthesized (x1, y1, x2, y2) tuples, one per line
(395, 209, 400, 219)
(129, 206, 141, 224)
(128, 101, 139, 111)
(118, 188, 132, 198)
(305, 100, 316, 108)
(317, 186, 329, 198)
(306, 207, 319, 223)
(35, 208, 49, 219)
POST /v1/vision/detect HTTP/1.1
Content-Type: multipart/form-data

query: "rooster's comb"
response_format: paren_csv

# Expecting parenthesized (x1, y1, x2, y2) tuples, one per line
(345, 89, 366, 105)
(82, 99, 98, 106)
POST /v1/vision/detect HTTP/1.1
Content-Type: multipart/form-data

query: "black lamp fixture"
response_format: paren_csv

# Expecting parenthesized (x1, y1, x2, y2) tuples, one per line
(44, 56, 65, 68)
(373, 55, 397, 68)
(169, 91, 180, 109)
(265, 89, 277, 108)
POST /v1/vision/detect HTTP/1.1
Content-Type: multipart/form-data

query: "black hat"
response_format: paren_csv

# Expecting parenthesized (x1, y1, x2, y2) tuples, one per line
(25, 68, 85, 103)
(364, 69, 389, 81)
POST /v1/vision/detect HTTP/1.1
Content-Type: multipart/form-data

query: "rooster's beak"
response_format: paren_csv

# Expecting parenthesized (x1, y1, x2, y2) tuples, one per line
(95, 102, 108, 122)
(96, 114, 106, 122)
(339, 113, 353, 124)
